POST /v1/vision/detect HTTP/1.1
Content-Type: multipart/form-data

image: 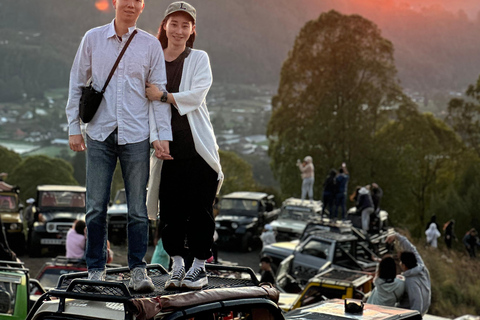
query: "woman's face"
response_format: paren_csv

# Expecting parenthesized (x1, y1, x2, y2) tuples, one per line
(164, 13, 195, 48)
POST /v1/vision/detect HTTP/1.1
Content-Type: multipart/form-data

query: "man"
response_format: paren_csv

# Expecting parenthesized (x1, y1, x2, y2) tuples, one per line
(334, 163, 349, 220)
(296, 156, 314, 202)
(259, 256, 276, 285)
(463, 228, 479, 258)
(387, 233, 431, 316)
(66, 0, 172, 292)
(23, 198, 36, 246)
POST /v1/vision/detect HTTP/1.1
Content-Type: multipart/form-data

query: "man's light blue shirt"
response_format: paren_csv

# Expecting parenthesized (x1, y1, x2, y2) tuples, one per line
(66, 20, 172, 144)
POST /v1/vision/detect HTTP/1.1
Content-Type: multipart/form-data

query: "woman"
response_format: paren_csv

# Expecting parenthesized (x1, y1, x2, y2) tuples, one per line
(367, 256, 405, 307)
(425, 222, 441, 248)
(321, 169, 336, 219)
(146, 2, 223, 290)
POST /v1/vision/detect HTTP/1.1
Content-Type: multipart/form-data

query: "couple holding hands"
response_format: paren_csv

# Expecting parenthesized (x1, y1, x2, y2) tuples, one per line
(66, 1, 222, 292)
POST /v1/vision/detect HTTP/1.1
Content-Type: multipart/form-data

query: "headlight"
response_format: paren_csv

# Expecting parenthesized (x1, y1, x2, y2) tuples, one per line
(231, 222, 238, 229)
(9, 223, 18, 230)
(215, 222, 220, 228)
(47, 224, 56, 232)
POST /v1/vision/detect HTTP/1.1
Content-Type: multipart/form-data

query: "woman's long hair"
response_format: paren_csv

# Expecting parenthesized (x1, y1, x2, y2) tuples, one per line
(158, 12, 196, 50)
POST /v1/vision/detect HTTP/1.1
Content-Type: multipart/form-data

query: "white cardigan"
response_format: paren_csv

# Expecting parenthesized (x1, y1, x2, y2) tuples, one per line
(147, 49, 223, 219)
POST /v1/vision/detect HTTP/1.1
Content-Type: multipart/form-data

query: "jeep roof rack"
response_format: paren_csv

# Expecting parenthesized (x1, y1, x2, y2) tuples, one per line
(27, 264, 263, 320)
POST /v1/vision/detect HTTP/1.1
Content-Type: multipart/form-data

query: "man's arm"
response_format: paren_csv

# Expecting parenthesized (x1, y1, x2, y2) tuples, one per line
(66, 33, 91, 151)
(148, 41, 172, 143)
(389, 233, 425, 267)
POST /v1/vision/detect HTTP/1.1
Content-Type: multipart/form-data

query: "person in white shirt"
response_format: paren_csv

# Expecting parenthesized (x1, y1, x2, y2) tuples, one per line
(145, 1, 223, 290)
(65, 0, 172, 292)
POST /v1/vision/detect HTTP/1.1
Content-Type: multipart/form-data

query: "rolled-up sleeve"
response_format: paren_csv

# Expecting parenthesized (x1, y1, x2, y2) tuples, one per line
(149, 42, 172, 141)
(65, 33, 91, 136)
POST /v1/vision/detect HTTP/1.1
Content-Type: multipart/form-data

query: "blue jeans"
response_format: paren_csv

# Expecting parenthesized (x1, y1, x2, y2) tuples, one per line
(334, 193, 347, 220)
(301, 177, 314, 200)
(85, 132, 150, 271)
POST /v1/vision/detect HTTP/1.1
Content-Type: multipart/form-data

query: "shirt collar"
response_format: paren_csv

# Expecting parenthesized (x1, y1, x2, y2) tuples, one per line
(107, 19, 137, 39)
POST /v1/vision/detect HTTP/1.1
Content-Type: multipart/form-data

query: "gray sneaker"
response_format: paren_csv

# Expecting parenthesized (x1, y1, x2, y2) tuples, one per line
(88, 269, 106, 281)
(129, 267, 155, 292)
(182, 267, 207, 290)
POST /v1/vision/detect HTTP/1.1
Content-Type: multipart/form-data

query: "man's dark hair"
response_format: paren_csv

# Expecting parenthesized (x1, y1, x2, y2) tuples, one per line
(400, 251, 417, 269)
(378, 256, 397, 281)
(339, 168, 344, 174)
(74, 220, 86, 235)
(260, 256, 272, 264)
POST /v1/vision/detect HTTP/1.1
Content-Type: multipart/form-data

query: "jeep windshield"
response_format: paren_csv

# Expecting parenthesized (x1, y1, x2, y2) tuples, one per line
(0, 194, 18, 213)
(113, 189, 126, 205)
(219, 199, 259, 217)
(279, 206, 317, 221)
(38, 191, 85, 212)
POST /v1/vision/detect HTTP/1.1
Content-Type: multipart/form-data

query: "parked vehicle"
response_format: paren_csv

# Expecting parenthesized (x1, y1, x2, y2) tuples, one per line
(284, 298, 421, 320)
(277, 266, 373, 311)
(0, 260, 46, 320)
(27, 264, 285, 320)
(0, 189, 26, 255)
(263, 230, 379, 287)
(107, 189, 156, 245)
(35, 256, 121, 291)
(29, 185, 86, 257)
(215, 191, 280, 251)
(271, 198, 323, 241)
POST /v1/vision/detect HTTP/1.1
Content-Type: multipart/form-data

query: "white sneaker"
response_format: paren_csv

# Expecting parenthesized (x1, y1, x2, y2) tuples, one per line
(129, 267, 155, 292)
(88, 269, 106, 281)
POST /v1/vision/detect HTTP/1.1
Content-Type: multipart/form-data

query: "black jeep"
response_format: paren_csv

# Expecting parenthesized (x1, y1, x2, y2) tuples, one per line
(215, 192, 279, 252)
(29, 185, 86, 257)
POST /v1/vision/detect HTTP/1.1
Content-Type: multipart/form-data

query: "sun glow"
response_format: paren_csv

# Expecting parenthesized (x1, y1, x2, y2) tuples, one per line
(95, 0, 110, 12)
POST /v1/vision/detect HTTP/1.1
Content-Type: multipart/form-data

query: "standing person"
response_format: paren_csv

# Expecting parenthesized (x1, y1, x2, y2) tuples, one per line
(66, 0, 172, 292)
(145, 1, 223, 290)
(463, 228, 480, 258)
(259, 256, 276, 285)
(322, 169, 336, 218)
(386, 233, 431, 316)
(66, 220, 86, 259)
(425, 215, 439, 232)
(357, 186, 374, 233)
(371, 183, 383, 213)
(443, 219, 457, 249)
(260, 224, 276, 249)
(296, 156, 315, 202)
(334, 163, 349, 220)
(425, 223, 441, 248)
(367, 256, 405, 307)
(23, 198, 36, 245)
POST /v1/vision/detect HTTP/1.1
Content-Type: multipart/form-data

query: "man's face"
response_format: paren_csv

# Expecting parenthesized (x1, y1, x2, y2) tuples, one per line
(112, 0, 144, 25)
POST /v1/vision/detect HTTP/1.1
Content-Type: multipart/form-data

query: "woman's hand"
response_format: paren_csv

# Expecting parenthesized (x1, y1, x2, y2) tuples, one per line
(152, 140, 173, 160)
(146, 82, 162, 101)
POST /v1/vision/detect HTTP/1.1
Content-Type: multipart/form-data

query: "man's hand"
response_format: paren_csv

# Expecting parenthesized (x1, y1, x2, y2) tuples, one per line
(69, 134, 86, 152)
(152, 140, 173, 160)
(386, 234, 396, 244)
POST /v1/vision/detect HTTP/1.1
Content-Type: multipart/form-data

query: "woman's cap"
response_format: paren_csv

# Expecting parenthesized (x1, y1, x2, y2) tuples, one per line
(164, 2, 196, 22)
(26, 198, 35, 204)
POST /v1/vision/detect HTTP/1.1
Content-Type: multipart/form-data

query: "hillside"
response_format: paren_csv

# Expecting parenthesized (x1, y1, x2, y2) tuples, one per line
(1, 0, 480, 101)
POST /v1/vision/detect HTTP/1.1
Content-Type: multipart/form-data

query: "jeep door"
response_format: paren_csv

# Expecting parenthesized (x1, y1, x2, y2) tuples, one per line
(291, 238, 334, 285)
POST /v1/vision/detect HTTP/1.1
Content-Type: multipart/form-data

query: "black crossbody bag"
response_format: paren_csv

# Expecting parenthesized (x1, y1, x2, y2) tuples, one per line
(79, 30, 137, 123)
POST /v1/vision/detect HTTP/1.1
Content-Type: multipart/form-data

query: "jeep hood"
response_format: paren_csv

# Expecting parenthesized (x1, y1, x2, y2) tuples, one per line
(41, 212, 84, 221)
(107, 204, 127, 214)
(271, 219, 307, 234)
(0, 213, 21, 222)
(215, 215, 256, 225)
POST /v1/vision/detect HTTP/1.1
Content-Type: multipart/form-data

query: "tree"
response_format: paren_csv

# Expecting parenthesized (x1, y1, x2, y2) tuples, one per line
(373, 107, 470, 236)
(268, 10, 402, 199)
(8, 155, 78, 201)
(0, 146, 22, 177)
(219, 150, 257, 195)
(446, 74, 480, 156)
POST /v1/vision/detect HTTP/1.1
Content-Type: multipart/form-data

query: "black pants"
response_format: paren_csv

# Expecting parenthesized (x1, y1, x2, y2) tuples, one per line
(160, 156, 218, 260)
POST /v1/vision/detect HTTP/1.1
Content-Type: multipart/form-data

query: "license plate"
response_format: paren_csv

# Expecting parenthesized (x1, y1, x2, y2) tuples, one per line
(41, 239, 65, 245)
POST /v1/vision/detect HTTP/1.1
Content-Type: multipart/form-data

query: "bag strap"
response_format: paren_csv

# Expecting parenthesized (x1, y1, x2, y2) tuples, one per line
(101, 29, 138, 93)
